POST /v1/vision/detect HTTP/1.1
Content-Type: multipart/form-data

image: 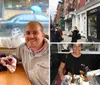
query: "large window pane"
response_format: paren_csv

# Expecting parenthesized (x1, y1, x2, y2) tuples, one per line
(0, 0, 49, 48)
(88, 15, 97, 38)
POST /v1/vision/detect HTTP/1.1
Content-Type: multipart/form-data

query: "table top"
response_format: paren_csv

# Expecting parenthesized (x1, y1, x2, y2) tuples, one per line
(0, 64, 31, 85)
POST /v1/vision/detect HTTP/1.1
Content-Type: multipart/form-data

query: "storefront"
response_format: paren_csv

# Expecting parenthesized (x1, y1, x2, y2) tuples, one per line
(64, 12, 73, 31)
(65, 19, 72, 31)
(87, 6, 100, 42)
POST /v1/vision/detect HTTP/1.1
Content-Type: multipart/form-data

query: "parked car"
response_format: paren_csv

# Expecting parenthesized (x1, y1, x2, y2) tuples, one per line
(0, 13, 49, 37)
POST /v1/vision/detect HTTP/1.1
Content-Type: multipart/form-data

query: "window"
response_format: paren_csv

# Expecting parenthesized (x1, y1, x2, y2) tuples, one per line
(78, 0, 80, 8)
(35, 15, 49, 21)
(85, 0, 90, 4)
(18, 14, 35, 21)
(88, 15, 97, 38)
(56, 43, 100, 54)
(0, 0, 49, 48)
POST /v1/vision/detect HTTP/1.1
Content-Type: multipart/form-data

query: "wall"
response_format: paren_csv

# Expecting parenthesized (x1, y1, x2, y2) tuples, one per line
(80, 0, 85, 8)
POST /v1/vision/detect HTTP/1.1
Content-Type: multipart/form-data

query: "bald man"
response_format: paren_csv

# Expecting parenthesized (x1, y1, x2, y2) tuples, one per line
(1, 21, 49, 85)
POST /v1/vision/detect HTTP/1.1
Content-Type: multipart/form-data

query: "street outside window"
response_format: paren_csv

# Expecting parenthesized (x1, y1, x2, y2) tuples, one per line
(0, 0, 49, 48)
(88, 15, 97, 38)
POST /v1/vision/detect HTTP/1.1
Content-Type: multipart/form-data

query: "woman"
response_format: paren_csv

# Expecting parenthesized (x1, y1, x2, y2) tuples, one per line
(71, 26, 81, 42)
(58, 44, 88, 80)
(58, 44, 99, 85)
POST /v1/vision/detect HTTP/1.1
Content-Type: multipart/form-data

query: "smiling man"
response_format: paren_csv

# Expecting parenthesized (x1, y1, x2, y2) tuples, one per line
(1, 21, 49, 85)
(17, 21, 49, 85)
(24, 21, 45, 51)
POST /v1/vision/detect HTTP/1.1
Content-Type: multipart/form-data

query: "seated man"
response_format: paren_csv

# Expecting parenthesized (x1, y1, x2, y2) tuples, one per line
(0, 21, 49, 85)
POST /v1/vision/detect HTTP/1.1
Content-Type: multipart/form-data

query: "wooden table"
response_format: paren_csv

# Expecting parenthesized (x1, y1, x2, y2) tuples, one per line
(0, 64, 31, 85)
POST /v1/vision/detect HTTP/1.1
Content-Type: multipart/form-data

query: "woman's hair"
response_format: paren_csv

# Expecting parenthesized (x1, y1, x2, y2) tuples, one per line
(71, 44, 83, 48)
(74, 26, 78, 30)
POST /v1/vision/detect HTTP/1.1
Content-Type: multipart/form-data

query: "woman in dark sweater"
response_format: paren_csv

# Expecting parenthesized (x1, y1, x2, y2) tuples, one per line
(71, 26, 81, 42)
(58, 44, 87, 79)
(58, 44, 99, 85)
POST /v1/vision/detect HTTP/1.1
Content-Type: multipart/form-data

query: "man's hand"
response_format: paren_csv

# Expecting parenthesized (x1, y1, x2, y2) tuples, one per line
(6, 55, 17, 67)
(0, 57, 7, 66)
(0, 55, 17, 72)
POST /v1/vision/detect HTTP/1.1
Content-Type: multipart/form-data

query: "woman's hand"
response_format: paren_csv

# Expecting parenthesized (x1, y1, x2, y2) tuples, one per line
(61, 75, 65, 81)
(81, 75, 91, 82)
(83, 76, 90, 82)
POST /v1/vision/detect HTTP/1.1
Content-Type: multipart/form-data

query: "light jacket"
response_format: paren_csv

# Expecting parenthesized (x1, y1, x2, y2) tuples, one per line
(16, 39, 49, 85)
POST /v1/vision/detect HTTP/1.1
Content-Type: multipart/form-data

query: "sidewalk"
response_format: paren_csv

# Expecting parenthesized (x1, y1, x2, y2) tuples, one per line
(61, 31, 86, 42)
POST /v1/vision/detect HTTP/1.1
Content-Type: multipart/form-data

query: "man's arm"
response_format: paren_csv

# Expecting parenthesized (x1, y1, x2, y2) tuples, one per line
(16, 46, 22, 61)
